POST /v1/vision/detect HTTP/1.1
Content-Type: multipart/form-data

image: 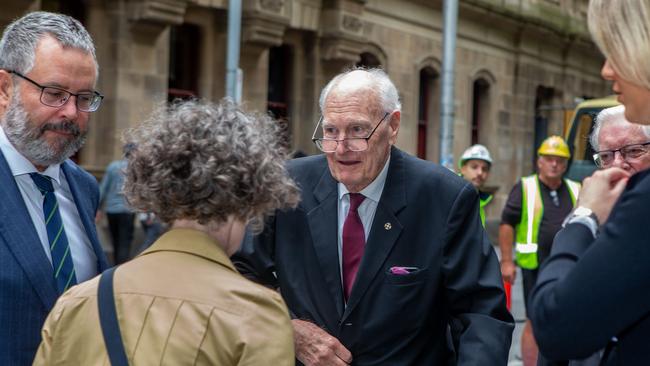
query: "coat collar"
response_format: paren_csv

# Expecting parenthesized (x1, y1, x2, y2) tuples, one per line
(140, 228, 237, 272)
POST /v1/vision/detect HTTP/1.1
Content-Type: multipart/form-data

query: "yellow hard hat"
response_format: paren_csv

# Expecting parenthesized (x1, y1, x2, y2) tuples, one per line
(537, 135, 570, 159)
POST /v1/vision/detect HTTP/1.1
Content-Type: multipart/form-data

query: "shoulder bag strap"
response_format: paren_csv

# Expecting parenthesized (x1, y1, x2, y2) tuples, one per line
(98, 266, 129, 366)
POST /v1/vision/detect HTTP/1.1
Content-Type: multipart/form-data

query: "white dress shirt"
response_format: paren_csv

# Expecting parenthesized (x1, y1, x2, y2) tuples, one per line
(337, 156, 390, 283)
(0, 126, 98, 282)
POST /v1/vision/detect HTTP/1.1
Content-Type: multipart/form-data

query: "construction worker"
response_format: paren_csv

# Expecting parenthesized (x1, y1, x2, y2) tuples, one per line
(498, 136, 580, 366)
(459, 144, 493, 227)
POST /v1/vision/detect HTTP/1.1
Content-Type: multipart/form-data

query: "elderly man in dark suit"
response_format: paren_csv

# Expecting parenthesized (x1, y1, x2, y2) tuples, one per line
(234, 68, 513, 365)
(0, 12, 109, 364)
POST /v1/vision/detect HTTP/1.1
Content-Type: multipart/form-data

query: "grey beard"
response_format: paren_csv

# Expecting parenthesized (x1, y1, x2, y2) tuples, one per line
(3, 97, 87, 167)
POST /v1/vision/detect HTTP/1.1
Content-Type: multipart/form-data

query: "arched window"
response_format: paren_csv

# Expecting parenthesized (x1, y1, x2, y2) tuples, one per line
(471, 78, 490, 145)
(168, 24, 201, 101)
(43, 0, 86, 22)
(417, 67, 439, 159)
(356, 52, 382, 68)
(267, 44, 293, 150)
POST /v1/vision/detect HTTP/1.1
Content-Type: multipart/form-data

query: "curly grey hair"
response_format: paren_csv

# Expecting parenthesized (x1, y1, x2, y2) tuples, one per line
(123, 99, 300, 231)
(0, 11, 98, 75)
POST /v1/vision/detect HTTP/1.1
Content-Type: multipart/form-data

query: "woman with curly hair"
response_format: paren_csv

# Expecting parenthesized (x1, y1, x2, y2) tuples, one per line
(33, 99, 300, 365)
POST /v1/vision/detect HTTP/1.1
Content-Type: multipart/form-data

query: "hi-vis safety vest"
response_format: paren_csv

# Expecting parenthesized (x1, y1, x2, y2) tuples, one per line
(479, 193, 493, 228)
(515, 175, 580, 269)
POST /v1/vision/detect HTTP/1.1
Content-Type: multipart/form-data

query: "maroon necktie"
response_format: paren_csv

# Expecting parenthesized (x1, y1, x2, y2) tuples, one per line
(343, 193, 366, 300)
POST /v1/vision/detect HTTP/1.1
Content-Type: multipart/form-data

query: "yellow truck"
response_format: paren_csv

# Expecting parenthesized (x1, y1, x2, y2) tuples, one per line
(564, 96, 620, 182)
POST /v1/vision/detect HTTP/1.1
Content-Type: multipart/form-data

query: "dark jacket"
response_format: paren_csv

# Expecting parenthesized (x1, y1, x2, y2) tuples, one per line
(531, 169, 650, 365)
(234, 147, 513, 365)
(0, 152, 109, 365)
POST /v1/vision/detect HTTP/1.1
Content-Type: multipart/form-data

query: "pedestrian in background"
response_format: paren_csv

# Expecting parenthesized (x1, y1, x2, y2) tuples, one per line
(234, 68, 513, 365)
(459, 144, 494, 227)
(98, 143, 136, 264)
(0, 11, 109, 364)
(135, 211, 165, 253)
(530, 1, 650, 364)
(590, 105, 650, 174)
(34, 99, 300, 365)
(498, 136, 580, 366)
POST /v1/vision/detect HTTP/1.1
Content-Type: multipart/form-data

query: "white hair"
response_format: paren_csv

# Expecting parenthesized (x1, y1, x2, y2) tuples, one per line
(590, 105, 650, 151)
(319, 68, 401, 115)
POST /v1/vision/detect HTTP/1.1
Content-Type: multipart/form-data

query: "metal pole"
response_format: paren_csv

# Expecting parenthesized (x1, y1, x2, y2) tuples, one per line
(439, 0, 458, 170)
(226, 0, 242, 103)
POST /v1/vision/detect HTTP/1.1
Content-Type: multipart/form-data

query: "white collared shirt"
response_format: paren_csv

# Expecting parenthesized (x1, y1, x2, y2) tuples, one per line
(0, 126, 98, 282)
(337, 155, 391, 278)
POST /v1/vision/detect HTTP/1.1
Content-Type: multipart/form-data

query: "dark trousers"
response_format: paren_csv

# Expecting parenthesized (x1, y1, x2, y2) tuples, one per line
(106, 213, 135, 265)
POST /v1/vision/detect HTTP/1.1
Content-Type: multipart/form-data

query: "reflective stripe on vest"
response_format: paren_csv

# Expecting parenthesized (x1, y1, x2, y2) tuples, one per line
(515, 175, 580, 269)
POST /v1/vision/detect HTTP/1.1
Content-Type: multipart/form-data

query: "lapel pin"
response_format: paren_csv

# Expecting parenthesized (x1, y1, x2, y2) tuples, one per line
(384, 222, 392, 230)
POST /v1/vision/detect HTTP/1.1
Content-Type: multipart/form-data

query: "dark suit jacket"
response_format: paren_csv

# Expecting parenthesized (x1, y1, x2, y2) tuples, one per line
(234, 147, 513, 365)
(0, 151, 109, 365)
(530, 168, 650, 365)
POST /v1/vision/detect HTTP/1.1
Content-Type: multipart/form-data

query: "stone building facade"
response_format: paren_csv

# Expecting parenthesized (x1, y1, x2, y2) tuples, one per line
(2, 0, 610, 224)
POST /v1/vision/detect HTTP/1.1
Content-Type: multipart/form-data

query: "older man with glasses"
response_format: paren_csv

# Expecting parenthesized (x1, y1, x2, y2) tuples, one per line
(591, 105, 650, 173)
(234, 68, 513, 366)
(0, 12, 108, 364)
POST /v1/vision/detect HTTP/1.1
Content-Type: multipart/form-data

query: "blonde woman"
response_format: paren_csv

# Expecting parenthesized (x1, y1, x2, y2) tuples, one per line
(530, 1, 650, 365)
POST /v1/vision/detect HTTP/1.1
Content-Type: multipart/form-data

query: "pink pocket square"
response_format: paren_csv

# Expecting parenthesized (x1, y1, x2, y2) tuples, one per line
(389, 266, 418, 275)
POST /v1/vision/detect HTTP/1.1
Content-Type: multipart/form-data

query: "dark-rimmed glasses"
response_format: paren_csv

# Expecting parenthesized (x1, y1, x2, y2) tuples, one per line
(7, 70, 103, 112)
(311, 112, 390, 153)
(593, 141, 650, 168)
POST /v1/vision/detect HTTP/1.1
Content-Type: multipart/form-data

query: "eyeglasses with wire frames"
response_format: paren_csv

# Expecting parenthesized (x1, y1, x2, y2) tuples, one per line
(592, 141, 650, 168)
(311, 112, 390, 153)
(7, 70, 104, 112)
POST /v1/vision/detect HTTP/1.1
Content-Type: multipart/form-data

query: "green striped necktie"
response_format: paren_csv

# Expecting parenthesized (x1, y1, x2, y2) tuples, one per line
(30, 173, 77, 294)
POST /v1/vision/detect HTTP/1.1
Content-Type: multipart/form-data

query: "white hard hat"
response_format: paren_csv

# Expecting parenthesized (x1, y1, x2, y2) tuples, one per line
(459, 144, 493, 166)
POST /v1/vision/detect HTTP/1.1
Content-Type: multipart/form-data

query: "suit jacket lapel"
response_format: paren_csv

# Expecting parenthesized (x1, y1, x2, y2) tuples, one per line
(343, 147, 407, 320)
(0, 151, 58, 309)
(62, 162, 109, 272)
(307, 168, 345, 318)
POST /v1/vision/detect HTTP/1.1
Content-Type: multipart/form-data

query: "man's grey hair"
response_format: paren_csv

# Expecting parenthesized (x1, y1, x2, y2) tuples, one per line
(590, 105, 650, 151)
(319, 67, 402, 116)
(123, 99, 300, 232)
(0, 11, 98, 75)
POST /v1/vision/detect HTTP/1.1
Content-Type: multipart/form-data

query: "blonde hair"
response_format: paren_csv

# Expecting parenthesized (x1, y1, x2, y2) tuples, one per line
(588, 0, 650, 89)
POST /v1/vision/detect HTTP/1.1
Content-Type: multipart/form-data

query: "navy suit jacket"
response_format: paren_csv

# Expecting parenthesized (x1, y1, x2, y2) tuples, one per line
(531, 168, 650, 365)
(0, 151, 109, 365)
(234, 147, 513, 365)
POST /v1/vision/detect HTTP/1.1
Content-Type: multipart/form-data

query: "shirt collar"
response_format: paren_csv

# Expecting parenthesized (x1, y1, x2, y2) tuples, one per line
(0, 125, 62, 184)
(338, 155, 391, 203)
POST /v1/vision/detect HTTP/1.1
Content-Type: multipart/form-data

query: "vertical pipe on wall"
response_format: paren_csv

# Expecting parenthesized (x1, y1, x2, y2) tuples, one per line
(439, 0, 458, 170)
(226, 0, 242, 103)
